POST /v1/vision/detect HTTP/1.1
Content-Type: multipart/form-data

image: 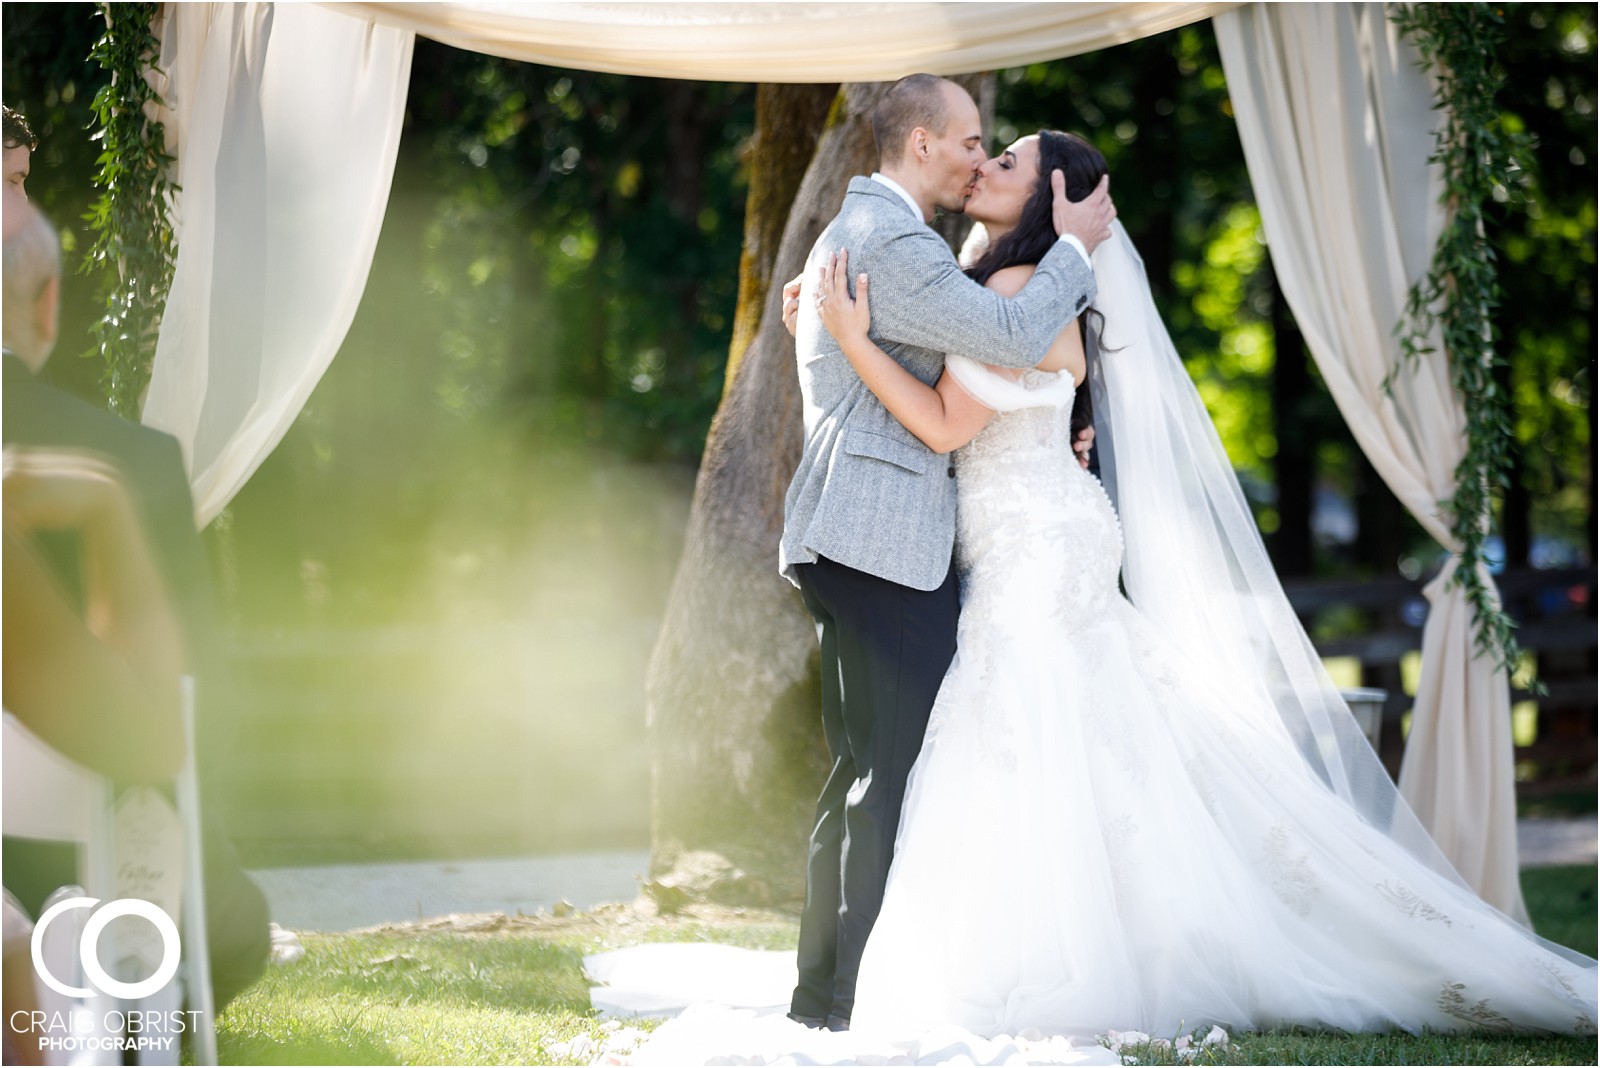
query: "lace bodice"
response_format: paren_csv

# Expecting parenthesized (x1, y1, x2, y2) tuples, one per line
(952, 369, 1124, 631)
(958, 368, 1080, 460)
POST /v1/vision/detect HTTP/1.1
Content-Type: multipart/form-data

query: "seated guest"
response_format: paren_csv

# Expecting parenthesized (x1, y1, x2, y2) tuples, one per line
(5, 444, 187, 780)
(2, 195, 270, 1010)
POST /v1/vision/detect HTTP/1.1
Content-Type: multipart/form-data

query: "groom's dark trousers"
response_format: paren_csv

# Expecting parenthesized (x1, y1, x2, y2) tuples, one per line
(790, 553, 959, 1027)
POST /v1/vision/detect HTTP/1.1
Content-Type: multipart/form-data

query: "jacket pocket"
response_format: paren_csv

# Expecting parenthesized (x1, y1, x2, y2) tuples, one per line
(842, 429, 934, 475)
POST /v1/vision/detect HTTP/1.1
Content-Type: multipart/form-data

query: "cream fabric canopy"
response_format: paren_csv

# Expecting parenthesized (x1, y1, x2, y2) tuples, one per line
(322, 2, 1242, 82)
(138, 0, 1524, 916)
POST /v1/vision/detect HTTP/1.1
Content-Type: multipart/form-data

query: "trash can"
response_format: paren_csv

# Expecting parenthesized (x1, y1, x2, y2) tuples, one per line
(1340, 687, 1388, 752)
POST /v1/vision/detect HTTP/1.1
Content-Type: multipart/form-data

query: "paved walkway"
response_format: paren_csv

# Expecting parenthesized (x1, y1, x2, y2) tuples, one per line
(250, 850, 651, 932)
(252, 818, 1596, 932)
(1517, 814, 1597, 870)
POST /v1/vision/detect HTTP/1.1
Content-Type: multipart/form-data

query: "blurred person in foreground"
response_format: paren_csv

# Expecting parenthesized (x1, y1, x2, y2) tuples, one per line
(4, 443, 187, 775)
(3, 888, 44, 1066)
(2, 440, 189, 1064)
(1, 189, 270, 1010)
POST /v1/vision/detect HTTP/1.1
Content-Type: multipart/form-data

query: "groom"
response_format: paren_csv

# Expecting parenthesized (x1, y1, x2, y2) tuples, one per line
(779, 74, 1115, 1030)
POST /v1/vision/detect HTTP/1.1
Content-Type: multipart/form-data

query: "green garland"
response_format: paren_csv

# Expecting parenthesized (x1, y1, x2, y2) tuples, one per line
(1390, 3, 1532, 683)
(84, 2, 177, 417)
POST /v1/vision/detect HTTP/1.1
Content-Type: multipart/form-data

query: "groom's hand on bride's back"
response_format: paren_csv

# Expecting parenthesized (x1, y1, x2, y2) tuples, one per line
(1052, 171, 1115, 253)
(1073, 425, 1095, 471)
(782, 275, 804, 337)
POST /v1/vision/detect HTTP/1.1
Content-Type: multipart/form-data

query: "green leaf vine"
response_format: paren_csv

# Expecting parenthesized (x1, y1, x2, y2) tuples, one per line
(1391, 3, 1533, 684)
(83, 2, 177, 417)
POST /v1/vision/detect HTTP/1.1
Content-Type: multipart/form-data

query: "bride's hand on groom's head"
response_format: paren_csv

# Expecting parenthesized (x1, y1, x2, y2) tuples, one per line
(816, 249, 871, 346)
(1052, 171, 1116, 253)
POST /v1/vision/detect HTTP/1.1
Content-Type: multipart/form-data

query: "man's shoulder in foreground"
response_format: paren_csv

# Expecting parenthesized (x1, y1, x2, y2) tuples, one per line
(4, 354, 182, 462)
(3, 355, 196, 539)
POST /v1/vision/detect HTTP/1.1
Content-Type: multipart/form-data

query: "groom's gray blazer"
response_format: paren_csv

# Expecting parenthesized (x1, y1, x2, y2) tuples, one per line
(780, 176, 1096, 591)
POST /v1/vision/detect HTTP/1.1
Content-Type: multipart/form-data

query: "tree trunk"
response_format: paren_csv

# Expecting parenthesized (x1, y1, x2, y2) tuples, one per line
(723, 84, 839, 390)
(1129, 53, 1179, 310)
(1589, 354, 1597, 570)
(646, 75, 994, 907)
(1495, 354, 1529, 570)
(643, 82, 870, 908)
(1268, 263, 1314, 577)
(1353, 450, 1406, 575)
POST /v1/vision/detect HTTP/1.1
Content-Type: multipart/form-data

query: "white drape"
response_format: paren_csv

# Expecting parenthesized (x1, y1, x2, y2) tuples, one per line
(142, 3, 413, 526)
(1214, 3, 1528, 924)
(322, 2, 1241, 82)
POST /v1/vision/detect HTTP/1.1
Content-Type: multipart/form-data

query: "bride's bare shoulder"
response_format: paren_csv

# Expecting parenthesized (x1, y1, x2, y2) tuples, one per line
(981, 264, 1038, 299)
(977, 265, 1045, 379)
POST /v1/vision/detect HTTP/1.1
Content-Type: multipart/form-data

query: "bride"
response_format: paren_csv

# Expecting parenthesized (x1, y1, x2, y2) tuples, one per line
(808, 128, 1596, 1040)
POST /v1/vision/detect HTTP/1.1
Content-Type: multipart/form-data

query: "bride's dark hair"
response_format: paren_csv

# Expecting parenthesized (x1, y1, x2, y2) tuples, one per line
(966, 130, 1108, 288)
(965, 129, 1110, 441)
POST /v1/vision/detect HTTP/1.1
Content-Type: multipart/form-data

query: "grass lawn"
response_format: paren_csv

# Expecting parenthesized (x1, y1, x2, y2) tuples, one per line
(217, 867, 1599, 1066)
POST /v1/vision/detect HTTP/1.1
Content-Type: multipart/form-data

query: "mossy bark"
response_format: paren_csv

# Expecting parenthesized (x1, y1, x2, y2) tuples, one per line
(724, 83, 839, 393)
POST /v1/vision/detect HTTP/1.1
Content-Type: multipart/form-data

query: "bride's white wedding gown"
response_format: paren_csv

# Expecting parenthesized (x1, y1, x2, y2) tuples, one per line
(849, 363, 1595, 1041)
(595, 362, 1594, 1065)
(593, 223, 1594, 1062)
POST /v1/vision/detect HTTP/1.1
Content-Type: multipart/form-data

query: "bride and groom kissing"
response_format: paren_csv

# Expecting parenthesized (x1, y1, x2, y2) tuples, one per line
(776, 73, 1594, 1042)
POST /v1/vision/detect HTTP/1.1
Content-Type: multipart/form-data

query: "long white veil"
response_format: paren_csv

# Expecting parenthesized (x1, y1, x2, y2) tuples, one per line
(1087, 222, 1469, 885)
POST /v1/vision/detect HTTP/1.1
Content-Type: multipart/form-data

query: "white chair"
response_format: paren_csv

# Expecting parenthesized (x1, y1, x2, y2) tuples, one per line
(3, 712, 120, 1065)
(2, 676, 217, 1066)
(2, 713, 118, 896)
(171, 677, 217, 1066)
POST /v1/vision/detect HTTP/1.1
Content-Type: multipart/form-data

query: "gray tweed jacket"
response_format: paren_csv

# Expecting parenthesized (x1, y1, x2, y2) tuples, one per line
(779, 177, 1096, 591)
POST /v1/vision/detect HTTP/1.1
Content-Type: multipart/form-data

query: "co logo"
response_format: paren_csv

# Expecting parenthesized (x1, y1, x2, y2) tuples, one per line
(30, 897, 181, 1001)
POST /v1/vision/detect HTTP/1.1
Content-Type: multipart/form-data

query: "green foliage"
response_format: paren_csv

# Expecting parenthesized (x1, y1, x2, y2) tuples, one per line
(2, 3, 119, 404)
(1390, 4, 1538, 677)
(82, 1, 175, 416)
(209, 43, 752, 633)
(1490, 5, 1595, 566)
(405, 46, 754, 464)
(1177, 203, 1274, 480)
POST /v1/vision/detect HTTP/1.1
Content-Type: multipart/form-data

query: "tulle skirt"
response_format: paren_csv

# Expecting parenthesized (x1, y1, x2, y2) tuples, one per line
(851, 598, 1596, 1040)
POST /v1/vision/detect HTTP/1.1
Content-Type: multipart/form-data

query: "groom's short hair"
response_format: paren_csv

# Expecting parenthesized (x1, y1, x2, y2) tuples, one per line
(3, 104, 37, 151)
(874, 74, 958, 168)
